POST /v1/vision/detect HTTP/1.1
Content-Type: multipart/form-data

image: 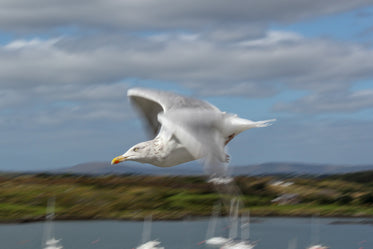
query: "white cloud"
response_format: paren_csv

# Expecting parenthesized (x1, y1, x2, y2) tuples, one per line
(0, 82, 132, 131)
(274, 89, 373, 113)
(34, 82, 129, 101)
(239, 31, 302, 47)
(0, 0, 372, 33)
(191, 82, 278, 98)
(1, 31, 373, 114)
(4, 38, 60, 50)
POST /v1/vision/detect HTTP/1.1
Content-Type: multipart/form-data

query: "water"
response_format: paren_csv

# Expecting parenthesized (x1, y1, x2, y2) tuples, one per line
(0, 217, 372, 249)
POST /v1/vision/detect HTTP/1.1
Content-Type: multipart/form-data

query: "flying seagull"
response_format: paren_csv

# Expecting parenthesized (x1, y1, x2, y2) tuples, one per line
(111, 88, 275, 178)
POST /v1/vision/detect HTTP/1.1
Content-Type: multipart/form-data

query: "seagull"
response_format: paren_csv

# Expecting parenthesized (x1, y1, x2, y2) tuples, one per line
(111, 88, 275, 178)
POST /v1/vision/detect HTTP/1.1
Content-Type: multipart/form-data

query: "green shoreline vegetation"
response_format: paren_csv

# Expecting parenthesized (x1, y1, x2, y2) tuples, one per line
(0, 172, 373, 222)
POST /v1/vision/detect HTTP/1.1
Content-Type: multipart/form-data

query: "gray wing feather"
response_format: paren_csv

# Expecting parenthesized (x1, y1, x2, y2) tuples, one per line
(128, 88, 219, 137)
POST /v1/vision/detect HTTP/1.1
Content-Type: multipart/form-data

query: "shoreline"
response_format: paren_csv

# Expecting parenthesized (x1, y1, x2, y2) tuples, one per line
(2, 213, 373, 224)
(1, 174, 373, 223)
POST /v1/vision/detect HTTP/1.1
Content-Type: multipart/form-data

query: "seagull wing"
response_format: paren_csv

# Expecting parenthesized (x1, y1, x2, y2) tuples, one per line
(128, 88, 219, 137)
(158, 109, 229, 177)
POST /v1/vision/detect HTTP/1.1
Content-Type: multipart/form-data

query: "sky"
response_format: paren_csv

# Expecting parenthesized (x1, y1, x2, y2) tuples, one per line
(1, 0, 373, 171)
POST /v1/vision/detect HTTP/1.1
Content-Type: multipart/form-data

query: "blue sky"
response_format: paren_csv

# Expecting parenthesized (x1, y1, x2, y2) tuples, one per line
(1, 0, 373, 171)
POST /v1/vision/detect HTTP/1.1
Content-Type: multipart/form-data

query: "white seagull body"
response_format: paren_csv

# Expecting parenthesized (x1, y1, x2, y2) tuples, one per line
(112, 88, 275, 177)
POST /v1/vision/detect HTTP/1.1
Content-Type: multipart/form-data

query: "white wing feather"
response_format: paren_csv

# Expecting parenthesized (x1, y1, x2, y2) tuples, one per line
(128, 88, 219, 137)
(158, 109, 229, 177)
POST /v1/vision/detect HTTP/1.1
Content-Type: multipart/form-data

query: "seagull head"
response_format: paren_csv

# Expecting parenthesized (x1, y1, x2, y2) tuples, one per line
(111, 141, 153, 165)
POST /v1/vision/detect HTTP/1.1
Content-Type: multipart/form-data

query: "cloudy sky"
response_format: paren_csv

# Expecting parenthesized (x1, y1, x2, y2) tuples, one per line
(1, 0, 373, 171)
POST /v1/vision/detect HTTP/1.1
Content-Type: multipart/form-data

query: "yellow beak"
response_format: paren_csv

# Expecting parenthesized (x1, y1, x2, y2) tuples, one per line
(111, 155, 127, 165)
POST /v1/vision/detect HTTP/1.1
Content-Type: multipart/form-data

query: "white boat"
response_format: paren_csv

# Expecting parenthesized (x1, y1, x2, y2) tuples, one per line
(220, 199, 256, 249)
(206, 236, 230, 246)
(42, 197, 63, 249)
(44, 238, 63, 249)
(306, 216, 328, 249)
(306, 245, 328, 249)
(206, 199, 255, 249)
(239, 210, 255, 247)
(221, 240, 255, 249)
(136, 215, 164, 249)
(205, 202, 230, 246)
(136, 240, 164, 249)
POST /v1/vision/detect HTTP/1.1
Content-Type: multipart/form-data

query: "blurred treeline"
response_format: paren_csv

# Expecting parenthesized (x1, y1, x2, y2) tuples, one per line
(0, 171, 372, 222)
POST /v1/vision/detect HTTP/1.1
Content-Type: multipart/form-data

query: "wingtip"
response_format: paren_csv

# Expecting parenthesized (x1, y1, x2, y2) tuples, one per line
(127, 87, 158, 97)
(127, 87, 141, 96)
(257, 118, 276, 127)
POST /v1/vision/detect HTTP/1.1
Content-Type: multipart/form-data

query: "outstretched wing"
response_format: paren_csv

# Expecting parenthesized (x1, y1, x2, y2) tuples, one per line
(158, 109, 229, 178)
(128, 88, 219, 137)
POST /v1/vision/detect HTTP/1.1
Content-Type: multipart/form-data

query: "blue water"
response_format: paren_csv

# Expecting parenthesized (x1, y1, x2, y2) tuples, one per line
(0, 217, 372, 249)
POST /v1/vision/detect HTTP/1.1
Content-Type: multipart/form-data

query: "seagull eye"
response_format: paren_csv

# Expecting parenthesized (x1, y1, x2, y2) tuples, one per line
(133, 147, 139, 152)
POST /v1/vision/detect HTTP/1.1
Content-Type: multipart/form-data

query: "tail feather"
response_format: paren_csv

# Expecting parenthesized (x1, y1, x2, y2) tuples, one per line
(229, 117, 276, 134)
(253, 118, 276, 128)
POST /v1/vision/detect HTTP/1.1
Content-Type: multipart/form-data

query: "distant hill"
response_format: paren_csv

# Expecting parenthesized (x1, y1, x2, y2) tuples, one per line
(53, 161, 373, 176)
(54, 161, 203, 176)
(232, 162, 373, 176)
